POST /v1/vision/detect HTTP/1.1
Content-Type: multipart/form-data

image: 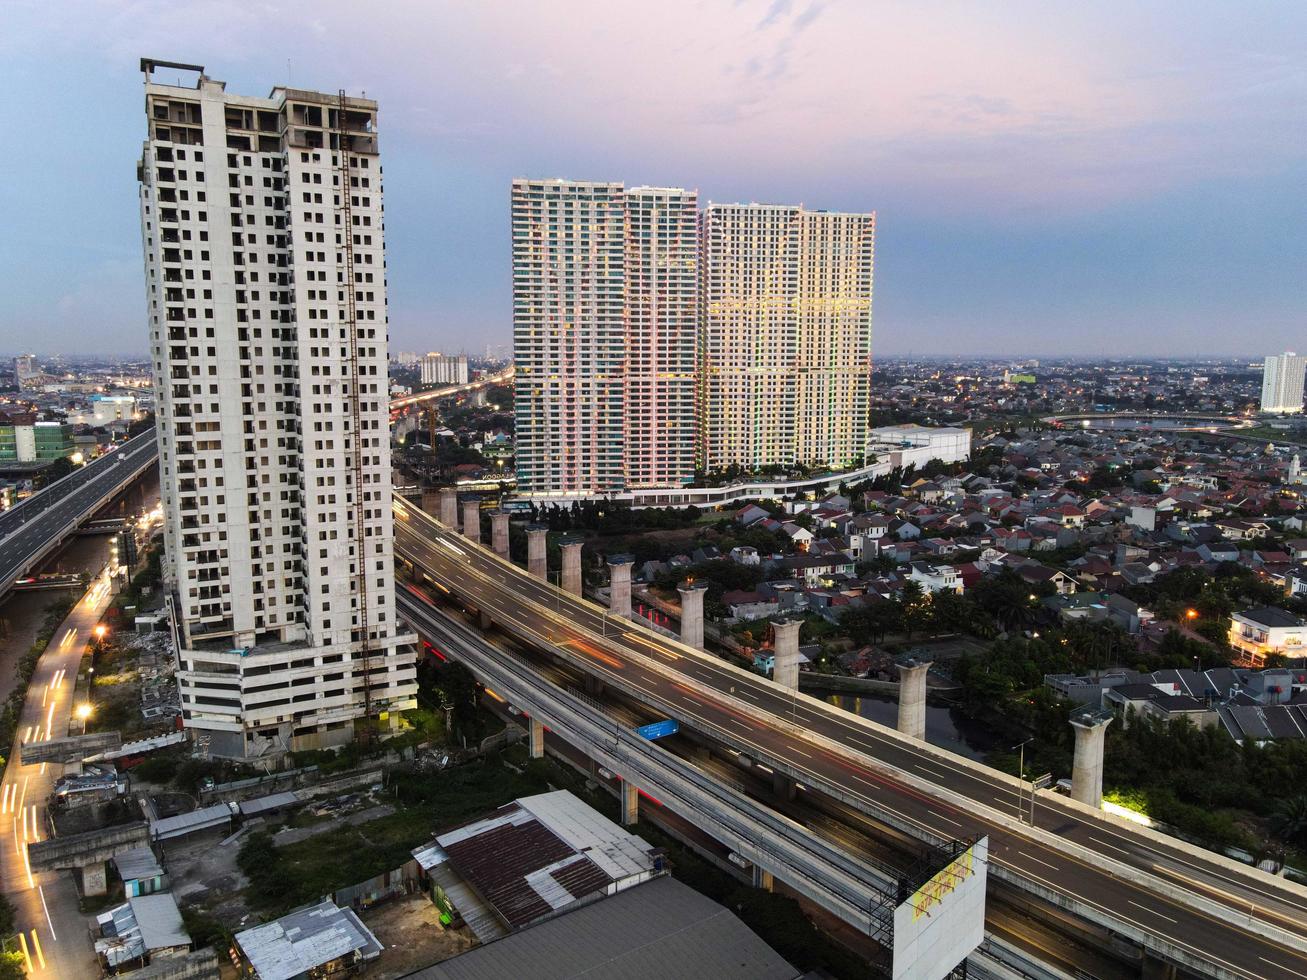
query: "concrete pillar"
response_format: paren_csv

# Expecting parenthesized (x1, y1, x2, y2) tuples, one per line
(528, 717, 544, 759)
(752, 866, 774, 891)
(439, 487, 458, 528)
(607, 556, 634, 618)
(81, 862, 108, 896)
(1070, 708, 1113, 808)
(771, 619, 802, 690)
(526, 525, 549, 580)
(772, 771, 796, 801)
(677, 581, 708, 650)
(461, 497, 481, 543)
(896, 656, 932, 741)
(621, 780, 639, 826)
(560, 539, 584, 596)
(490, 510, 511, 559)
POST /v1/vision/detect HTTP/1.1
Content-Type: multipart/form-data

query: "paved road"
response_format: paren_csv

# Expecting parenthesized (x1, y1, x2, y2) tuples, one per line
(0, 570, 116, 978)
(389, 367, 513, 410)
(393, 498, 1307, 979)
(0, 430, 157, 599)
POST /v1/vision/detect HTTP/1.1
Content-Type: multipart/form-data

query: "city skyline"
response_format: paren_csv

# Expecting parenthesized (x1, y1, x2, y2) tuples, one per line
(4, 1, 1305, 357)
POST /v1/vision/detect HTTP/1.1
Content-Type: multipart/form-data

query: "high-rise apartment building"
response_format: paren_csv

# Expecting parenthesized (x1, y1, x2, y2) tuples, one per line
(13, 354, 40, 389)
(512, 179, 698, 494)
(1261, 352, 1306, 414)
(699, 204, 875, 473)
(138, 59, 416, 759)
(419, 353, 469, 387)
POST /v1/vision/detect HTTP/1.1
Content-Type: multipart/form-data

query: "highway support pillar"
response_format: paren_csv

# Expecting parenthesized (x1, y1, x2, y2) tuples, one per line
(621, 780, 639, 826)
(461, 497, 482, 543)
(584, 674, 605, 697)
(771, 619, 802, 690)
(772, 771, 796, 802)
(81, 861, 108, 896)
(895, 655, 932, 741)
(560, 538, 584, 596)
(1142, 955, 1178, 980)
(1070, 708, 1113, 808)
(490, 510, 511, 559)
(526, 525, 549, 580)
(677, 580, 708, 650)
(439, 487, 458, 528)
(607, 555, 634, 618)
(752, 866, 774, 891)
(528, 718, 544, 759)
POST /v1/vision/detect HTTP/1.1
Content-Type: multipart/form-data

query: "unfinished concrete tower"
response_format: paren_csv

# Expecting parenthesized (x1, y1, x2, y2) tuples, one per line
(772, 619, 802, 690)
(1070, 708, 1114, 808)
(677, 580, 708, 649)
(490, 510, 510, 558)
(461, 497, 482, 543)
(607, 555, 634, 618)
(526, 525, 549, 580)
(896, 655, 932, 741)
(560, 538, 584, 596)
(439, 487, 458, 528)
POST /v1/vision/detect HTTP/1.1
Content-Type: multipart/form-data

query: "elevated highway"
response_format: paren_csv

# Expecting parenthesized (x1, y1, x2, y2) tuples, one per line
(400, 595, 908, 943)
(393, 496, 1307, 980)
(0, 429, 158, 601)
(389, 366, 513, 410)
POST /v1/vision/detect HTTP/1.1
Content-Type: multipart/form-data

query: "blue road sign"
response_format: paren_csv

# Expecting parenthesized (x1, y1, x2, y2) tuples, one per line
(636, 719, 679, 741)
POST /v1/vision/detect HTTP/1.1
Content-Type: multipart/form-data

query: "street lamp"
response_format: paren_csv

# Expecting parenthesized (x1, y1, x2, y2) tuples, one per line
(1012, 738, 1033, 823)
(75, 703, 93, 722)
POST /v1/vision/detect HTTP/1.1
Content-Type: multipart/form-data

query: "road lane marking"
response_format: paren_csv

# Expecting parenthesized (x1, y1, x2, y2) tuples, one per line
(1018, 851, 1059, 872)
(1089, 835, 1131, 856)
(1260, 956, 1307, 980)
(790, 746, 813, 759)
(727, 718, 755, 732)
(1128, 899, 1176, 924)
(928, 809, 962, 828)
(38, 885, 55, 940)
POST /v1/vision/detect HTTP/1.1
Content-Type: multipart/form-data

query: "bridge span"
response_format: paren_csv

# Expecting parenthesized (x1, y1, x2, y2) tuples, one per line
(393, 495, 1307, 980)
(0, 429, 157, 602)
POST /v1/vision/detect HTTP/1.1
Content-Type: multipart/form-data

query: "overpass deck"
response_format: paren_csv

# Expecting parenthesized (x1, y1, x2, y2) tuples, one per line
(393, 497, 1307, 980)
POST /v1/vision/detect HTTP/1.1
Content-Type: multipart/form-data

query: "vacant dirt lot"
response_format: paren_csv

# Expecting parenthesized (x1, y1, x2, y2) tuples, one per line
(361, 893, 478, 978)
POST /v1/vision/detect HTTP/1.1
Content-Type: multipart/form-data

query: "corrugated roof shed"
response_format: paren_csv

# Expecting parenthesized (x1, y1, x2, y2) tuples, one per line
(238, 791, 301, 817)
(130, 893, 190, 951)
(404, 876, 798, 980)
(236, 899, 383, 980)
(150, 802, 235, 841)
(113, 846, 163, 881)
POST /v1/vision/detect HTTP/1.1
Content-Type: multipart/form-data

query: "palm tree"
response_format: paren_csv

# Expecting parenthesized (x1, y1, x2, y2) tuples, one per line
(1269, 795, 1307, 850)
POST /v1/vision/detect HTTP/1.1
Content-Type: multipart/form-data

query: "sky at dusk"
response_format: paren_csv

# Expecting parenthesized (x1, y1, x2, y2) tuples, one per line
(1, 0, 1304, 358)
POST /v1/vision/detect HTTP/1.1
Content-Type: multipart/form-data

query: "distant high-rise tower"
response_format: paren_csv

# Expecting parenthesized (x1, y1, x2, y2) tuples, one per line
(419, 353, 469, 386)
(512, 179, 698, 494)
(1261, 352, 1306, 414)
(698, 204, 875, 473)
(138, 59, 416, 759)
(13, 354, 39, 389)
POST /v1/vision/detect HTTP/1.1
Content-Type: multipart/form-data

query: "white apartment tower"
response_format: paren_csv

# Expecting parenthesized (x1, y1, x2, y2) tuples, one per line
(419, 353, 469, 387)
(138, 59, 416, 759)
(699, 204, 875, 473)
(512, 179, 698, 494)
(1261, 352, 1306, 414)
